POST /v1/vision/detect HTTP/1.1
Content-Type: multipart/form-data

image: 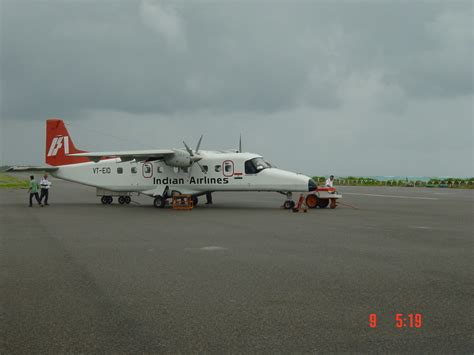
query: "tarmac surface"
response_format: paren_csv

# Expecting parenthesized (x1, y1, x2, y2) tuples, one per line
(1, 176, 473, 353)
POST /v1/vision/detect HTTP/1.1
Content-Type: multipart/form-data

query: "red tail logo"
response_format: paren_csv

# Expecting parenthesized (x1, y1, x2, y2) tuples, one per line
(47, 136, 69, 157)
(46, 119, 90, 166)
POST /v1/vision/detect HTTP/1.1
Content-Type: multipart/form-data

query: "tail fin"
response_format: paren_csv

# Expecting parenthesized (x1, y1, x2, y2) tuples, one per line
(45, 119, 90, 166)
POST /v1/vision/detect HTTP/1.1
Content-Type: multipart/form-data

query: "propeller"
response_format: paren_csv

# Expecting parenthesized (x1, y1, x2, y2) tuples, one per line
(183, 135, 206, 177)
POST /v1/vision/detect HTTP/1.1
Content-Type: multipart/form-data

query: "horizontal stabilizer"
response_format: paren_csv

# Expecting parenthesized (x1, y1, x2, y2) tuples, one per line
(7, 166, 59, 172)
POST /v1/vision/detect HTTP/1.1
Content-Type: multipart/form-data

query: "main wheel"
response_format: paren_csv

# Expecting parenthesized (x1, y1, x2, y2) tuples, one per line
(118, 196, 126, 205)
(283, 200, 295, 209)
(106, 196, 113, 204)
(101, 196, 108, 204)
(124, 196, 131, 204)
(318, 198, 329, 208)
(305, 194, 318, 208)
(154, 195, 166, 208)
(192, 196, 198, 207)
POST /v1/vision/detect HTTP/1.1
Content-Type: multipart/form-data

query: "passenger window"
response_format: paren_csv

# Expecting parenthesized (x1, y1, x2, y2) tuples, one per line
(223, 161, 234, 177)
(202, 165, 208, 173)
(144, 165, 151, 174)
(174, 167, 179, 174)
(117, 167, 123, 174)
(131, 167, 137, 174)
(157, 166, 163, 173)
(181, 167, 189, 173)
(215, 165, 221, 172)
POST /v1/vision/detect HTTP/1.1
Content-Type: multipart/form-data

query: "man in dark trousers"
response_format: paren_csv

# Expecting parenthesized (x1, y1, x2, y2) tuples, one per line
(39, 173, 52, 206)
(205, 191, 213, 204)
(28, 176, 43, 207)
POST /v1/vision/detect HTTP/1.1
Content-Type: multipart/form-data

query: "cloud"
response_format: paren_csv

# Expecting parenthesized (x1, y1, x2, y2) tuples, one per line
(139, 0, 187, 51)
(1, 1, 472, 175)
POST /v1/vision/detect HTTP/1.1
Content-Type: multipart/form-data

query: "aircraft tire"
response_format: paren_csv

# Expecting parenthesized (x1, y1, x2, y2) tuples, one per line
(154, 196, 166, 208)
(305, 194, 318, 209)
(283, 200, 295, 209)
(125, 196, 131, 204)
(318, 198, 329, 208)
(101, 196, 108, 204)
(118, 196, 126, 205)
(107, 196, 113, 204)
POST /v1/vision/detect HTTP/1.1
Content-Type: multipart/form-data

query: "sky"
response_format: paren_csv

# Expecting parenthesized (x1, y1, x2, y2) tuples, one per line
(1, 0, 473, 176)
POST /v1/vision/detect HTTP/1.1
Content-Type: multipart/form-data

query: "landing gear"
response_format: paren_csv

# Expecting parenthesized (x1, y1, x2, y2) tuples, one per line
(154, 195, 166, 208)
(282, 192, 295, 210)
(100, 195, 131, 205)
(192, 196, 198, 207)
(101, 196, 113, 204)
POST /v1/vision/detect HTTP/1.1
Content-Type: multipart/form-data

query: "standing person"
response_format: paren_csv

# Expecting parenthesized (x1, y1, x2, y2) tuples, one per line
(205, 191, 213, 204)
(325, 175, 335, 187)
(39, 173, 52, 206)
(28, 176, 43, 207)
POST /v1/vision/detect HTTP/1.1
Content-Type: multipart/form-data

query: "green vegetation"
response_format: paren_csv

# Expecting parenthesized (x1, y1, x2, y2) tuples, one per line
(0, 173, 29, 189)
(312, 176, 474, 189)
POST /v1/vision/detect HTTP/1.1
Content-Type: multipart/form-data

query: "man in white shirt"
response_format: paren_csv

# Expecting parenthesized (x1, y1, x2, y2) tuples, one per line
(39, 173, 52, 206)
(325, 175, 334, 187)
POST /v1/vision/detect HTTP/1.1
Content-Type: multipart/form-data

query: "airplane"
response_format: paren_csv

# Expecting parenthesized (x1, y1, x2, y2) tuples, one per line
(11, 118, 317, 208)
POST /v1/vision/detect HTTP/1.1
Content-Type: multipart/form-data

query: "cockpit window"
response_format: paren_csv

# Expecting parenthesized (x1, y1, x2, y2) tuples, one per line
(245, 157, 272, 174)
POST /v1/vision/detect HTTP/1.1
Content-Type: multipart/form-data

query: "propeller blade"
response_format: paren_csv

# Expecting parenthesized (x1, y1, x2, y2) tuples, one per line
(183, 141, 193, 156)
(188, 164, 193, 179)
(239, 134, 242, 153)
(196, 162, 207, 174)
(195, 135, 203, 154)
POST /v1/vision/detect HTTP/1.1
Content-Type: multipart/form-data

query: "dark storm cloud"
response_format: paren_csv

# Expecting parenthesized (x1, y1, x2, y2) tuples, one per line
(2, 0, 472, 120)
(1, 0, 472, 176)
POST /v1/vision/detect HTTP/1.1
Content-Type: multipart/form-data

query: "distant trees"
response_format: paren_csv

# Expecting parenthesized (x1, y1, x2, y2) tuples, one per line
(312, 176, 474, 189)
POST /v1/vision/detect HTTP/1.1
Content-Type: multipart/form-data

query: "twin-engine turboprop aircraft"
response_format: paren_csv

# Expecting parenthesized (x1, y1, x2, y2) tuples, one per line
(16, 119, 316, 208)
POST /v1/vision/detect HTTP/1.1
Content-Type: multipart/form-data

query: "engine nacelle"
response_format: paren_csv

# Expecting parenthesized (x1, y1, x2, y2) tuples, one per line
(164, 150, 192, 168)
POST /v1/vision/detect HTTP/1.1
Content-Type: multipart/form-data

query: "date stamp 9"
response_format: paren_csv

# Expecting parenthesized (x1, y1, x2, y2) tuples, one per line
(369, 313, 423, 328)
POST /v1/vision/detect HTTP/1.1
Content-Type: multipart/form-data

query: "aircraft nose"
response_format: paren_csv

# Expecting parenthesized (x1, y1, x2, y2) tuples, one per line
(308, 178, 317, 191)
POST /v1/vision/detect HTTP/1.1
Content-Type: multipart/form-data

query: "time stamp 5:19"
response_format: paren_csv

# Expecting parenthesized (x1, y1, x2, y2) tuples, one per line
(369, 313, 423, 328)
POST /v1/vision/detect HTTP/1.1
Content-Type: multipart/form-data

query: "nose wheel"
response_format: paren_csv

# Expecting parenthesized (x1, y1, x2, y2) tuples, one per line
(282, 192, 295, 209)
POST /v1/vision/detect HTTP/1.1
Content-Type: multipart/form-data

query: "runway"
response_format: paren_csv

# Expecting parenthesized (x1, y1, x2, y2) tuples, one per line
(1, 178, 473, 352)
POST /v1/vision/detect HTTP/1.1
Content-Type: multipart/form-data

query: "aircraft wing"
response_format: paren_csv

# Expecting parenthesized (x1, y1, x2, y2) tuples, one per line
(69, 149, 175, 162)
(6, 166, 59, 172)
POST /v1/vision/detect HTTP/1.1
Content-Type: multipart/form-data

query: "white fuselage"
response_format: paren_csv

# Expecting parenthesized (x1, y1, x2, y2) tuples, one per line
(51, 151, 313, 196)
